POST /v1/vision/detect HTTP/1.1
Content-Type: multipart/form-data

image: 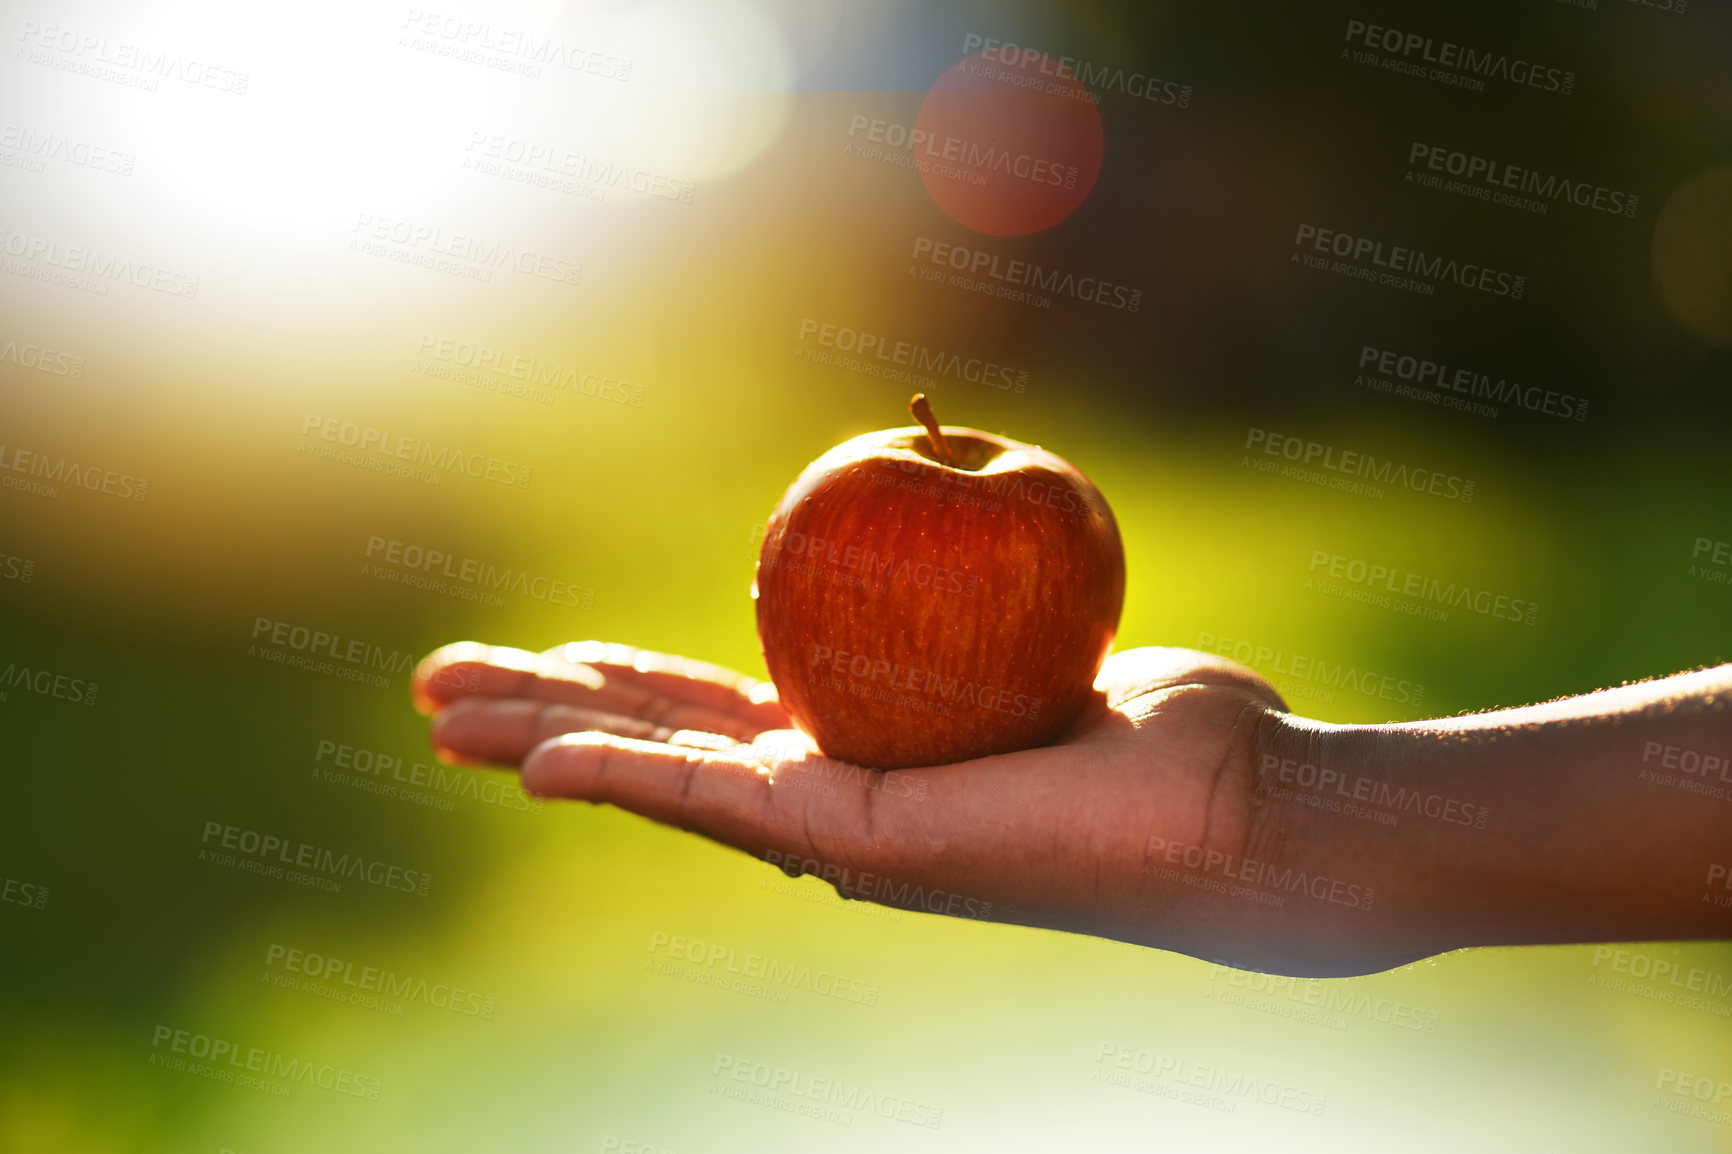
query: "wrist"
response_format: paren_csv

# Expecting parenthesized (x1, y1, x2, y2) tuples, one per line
(1245, 714, 1461, 975)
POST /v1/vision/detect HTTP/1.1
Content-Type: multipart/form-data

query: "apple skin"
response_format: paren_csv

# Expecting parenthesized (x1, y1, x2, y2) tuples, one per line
(753, 422, 1125, 770)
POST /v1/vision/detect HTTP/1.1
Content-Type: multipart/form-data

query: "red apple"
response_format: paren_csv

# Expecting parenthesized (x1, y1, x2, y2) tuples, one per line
(753, 395, 1125, 770)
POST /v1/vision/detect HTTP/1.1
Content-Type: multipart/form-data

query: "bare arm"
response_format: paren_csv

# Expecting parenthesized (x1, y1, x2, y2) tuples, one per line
(415, 642, 1732, 977)
(1254, 666, 1732, 971)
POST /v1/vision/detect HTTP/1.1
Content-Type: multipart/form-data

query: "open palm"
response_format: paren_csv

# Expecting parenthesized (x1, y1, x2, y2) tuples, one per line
(411, 641, 1371, 973)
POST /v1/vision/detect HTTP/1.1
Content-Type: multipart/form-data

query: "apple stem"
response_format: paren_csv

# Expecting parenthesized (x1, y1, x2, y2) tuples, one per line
(909, 394, 954, 466)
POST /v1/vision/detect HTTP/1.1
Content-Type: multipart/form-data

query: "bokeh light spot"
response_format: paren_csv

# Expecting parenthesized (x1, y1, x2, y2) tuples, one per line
(1651, 164, 1732, 346)
(914, 49, 1104, 237)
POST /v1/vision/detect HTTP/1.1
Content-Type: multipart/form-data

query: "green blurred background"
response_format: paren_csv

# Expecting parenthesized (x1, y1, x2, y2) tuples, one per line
(3, 0, 1731, 1149)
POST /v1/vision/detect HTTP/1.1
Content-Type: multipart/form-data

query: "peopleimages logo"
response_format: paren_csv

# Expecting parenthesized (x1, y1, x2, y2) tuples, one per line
(959, 33, 1192, 107)
(909, 236, 1142, 312)
(250, 617, 416, 675)
(313, 737, 544, 815)
(363, 536, 595, 610)
(1206, 966, 1441, 1033)
(462, 132, 694, 204)
(0, 443, 148, 501)
(1341, 19, 1575, 95)
(399, 10, 632, 82)
(1405, 142, 1637, 219)
(1653, 1067, 1732, 1122)
(809, 643, 1042, 722)
(1592, 946, 1732, 1000)
(1093, 1043, 1328, 1115)
(1193, 632, 1425, 707)
(0, 551, 34, 583)
(1243, 427, 1476, 503)
(2, 872, 49, 911)
(298, 412, 535, 487)
(1306, 550, 1539, 626)
(1293, 224, 1524, 298)
(413, 337, 644, 407)
(648, 931, 880, 1006)
(766, 530, 979, 598)
(149, 1025, 381, 1099)
(845, 114, 1080, 189)
(199, 820, 432, 896)
(17, 21, 252, 94)
(1356, 345, 1588, 422)
(711, 1053, 944, 1129)
(797, 318, 1028, 393)
(264, 943, 496, 1018)
(1, 123, 136, 176)
(1260, 754, 1490, 830)
(1143, 835, 1375, 910)
(762, 848, 993, 920)
(0, 226, 200, 297)
(0, 336, 84, 377)
(0, 660, 98, 705)
(350, 213, 582, 285)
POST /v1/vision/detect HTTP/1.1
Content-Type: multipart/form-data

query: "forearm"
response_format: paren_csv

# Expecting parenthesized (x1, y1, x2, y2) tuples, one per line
(1261, 666, 1732, 969)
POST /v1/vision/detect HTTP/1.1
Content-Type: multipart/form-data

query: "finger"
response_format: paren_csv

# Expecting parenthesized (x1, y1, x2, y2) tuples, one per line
(520, 733, 1113, 924)
(545, 641, 789, 730)
(412, 642, 789, 736)
(410, 643, 774, 735)
(433, 697, 691, 767)
(411, 643, 586, 714)
(431, 696, 737, 767)
(520, 732, 899, 875)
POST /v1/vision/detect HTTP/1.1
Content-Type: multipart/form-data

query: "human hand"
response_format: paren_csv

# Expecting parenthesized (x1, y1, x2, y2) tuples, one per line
(411, 640, 1402, 975)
